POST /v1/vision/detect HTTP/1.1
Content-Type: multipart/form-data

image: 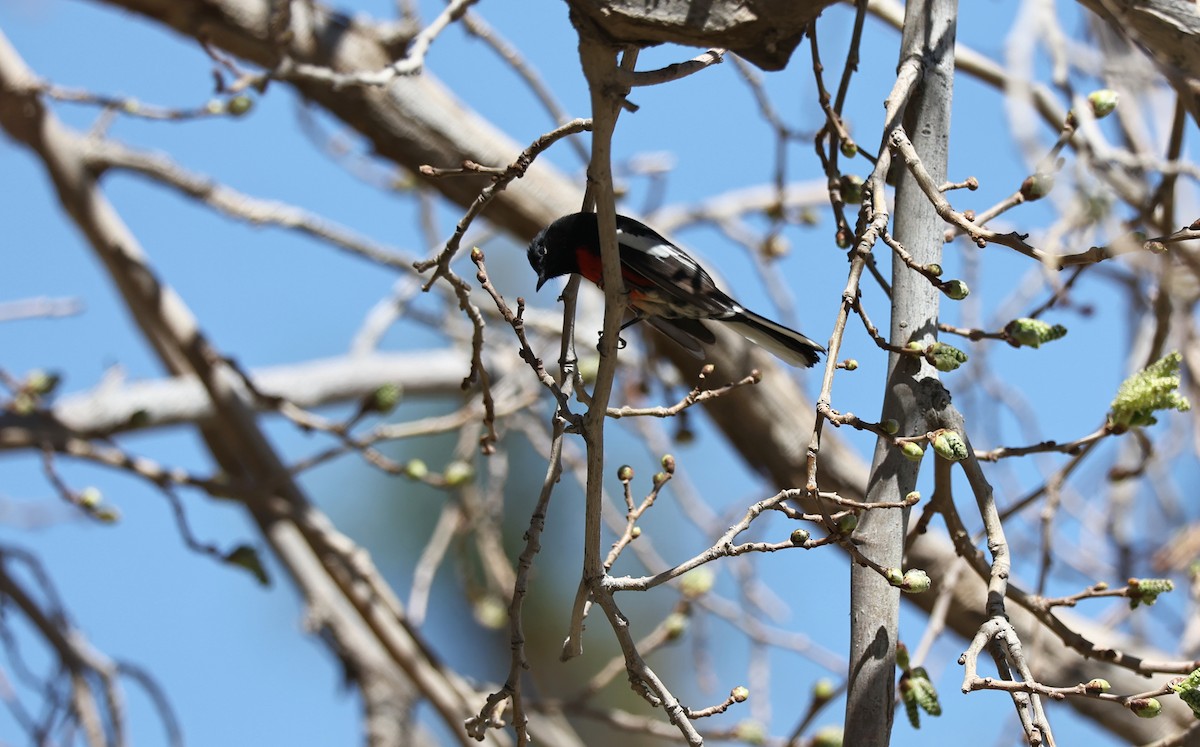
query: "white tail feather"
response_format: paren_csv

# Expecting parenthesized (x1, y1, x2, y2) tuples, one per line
(722, 310, 823, 368)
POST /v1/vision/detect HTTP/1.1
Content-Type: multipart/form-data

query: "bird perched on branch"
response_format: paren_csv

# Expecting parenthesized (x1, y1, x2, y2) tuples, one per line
(528, 212, 824, 367)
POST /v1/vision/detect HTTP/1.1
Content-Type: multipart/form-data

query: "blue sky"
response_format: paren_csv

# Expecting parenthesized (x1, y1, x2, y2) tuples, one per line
(1, 1, 1192, 745)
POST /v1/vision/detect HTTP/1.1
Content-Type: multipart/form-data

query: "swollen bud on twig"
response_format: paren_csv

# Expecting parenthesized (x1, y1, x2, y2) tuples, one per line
(1128, 577, 1174, 609)
(840, 140, 858, 158)
(1084, 678, 1111, 693)
(840, 174, 865, 205)
(931, 430, 968, 462)
(1129, 698, 1162, 719)
(1169, 668, 1200, 718)
(473, 597, 507, 630)
(367, 383, 403, 414)
(94, 507, 121, 523)
(78, 486, 103, 508)
(731, 685, 750, 703)
(1109, 352, 1191, 429)
(224, 544, 270, 585)
(663, 612, 688, 640)
(404, 459, 428, 480)
(1087, 89, 1119, 119)
(617, 465, 634, 483)
(901, 442, 925, 462)
(26, 369, 61, 396)
(1005, 318, 1068, 349)
(661, 454, 676, 474)
(929, 342, 969, 372)
(227, 95, 254, 116)
(1020, 172, 1055, 201)
(680, 568, 714, 599)
(812, 679, 836, 702)
(881, 418, 900, 435)
(900, 666, 942, 728)
(790, 528, 810, 546)
(924, 263, 943, 277)
(734, 719, 767, 745)
(835, 513, 858, 534)
(900, 569, 931, 593)
(443, 460, 474, 487)
(812, 725, 844, 747)
(941, 279, 969, 300)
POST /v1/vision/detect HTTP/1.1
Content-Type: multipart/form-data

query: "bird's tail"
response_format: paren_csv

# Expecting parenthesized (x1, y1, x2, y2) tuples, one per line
(722, 308, 825, 368)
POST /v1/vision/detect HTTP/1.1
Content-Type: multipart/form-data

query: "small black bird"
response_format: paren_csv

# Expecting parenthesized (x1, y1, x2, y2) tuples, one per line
(528, 212, 824, 367)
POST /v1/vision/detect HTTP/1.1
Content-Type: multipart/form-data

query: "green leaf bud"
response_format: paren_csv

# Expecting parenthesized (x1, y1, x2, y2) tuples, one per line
(617, 464, 634, 482)
(661, 454, 676, 474)
(663, 612, 688, 640)
(843, 359, 858, 371)
(901, 441, 925, 462)
(885, 567, 905, 586)
(840, 140, 858, 158)
(1084, 678, 1111, 693)
(1130, 697, 1162, 718)
(763, 234, 790, 258)
(1128, 577, 1174, 608)
(78, 486, 103, 508)
(577, 355, 600, 384)
(734, 720, 767, 746)
(1109, 352, 1191, 429)
(901, 569, 932, 593)
(680, 568, 714, 599)
(443, 460, 474, 487)
(1005, 318, 1068, 349)
(905, 491, 921, 504)
(227, 95, 253, 116)
(840, 174, 865, 205)
(812, 678, 836, 701)
(224, 544, 270, 585)
(924, 263, 943, 277)
(94, 507, 121, 523)
(1168, 668, 1200, 718)
(26, 369, 61, 396)
(932, 429, 969, 461)
(790, 528, 810, 546)
(813, 725, 844, 747)
(1087, 89, 1119, 119)
(473, 596, 507, 630)
(731, 685, 750, 703)
(908, 667, 941, 716)
(881, 418, 900, 435)
(368, 383, 402, 413)
(1021, 172, 1055, 201)
(404, 459, 428, 480)
(836, 513, 859, 533)
(929, 342, 969, 372)
(942, 279, 970, 300)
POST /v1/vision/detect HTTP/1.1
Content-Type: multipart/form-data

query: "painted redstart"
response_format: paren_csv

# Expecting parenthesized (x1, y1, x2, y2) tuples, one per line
(527, 212, 824, 367)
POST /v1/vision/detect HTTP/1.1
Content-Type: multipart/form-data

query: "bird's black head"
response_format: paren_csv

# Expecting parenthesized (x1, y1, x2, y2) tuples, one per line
(527, 213, 597, 290)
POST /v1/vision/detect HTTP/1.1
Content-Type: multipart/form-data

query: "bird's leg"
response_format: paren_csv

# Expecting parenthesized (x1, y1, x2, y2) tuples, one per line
(597, 315, 644, 351)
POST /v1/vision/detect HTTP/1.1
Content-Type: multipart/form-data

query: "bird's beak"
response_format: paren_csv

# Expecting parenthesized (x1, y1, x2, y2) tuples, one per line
(535, 275, 548, 291)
